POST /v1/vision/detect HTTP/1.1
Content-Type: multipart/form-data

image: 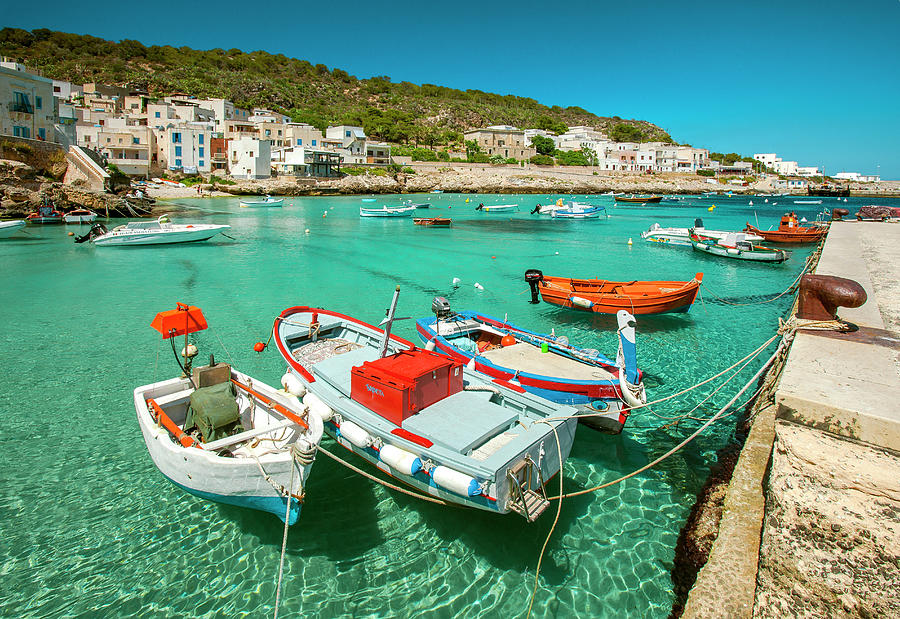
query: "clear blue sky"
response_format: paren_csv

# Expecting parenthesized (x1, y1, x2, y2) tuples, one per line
(7, 0, 900, 177)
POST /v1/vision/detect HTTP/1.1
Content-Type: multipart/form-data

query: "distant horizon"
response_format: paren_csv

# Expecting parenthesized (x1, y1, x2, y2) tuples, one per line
(4, 1, 898, 179)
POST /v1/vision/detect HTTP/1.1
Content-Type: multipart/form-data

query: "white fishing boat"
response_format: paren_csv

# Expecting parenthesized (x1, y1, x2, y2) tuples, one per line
(239, 195, 284, 208)
(641, 218, 763, 247)
(63, 209, 98, 224)
(80, 215, 230, 246)
(551, 203, 606, 219)
(273, 288, 579, 521)
(690, 232, 788, 263)
(476, 203, 518, 213)
(0, 220, 26, 238)
(359, 205, 416, 217)
(135, 303, 322, 524)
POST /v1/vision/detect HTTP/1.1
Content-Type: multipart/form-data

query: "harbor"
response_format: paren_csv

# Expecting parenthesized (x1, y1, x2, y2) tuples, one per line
(4, 192, 888, 616)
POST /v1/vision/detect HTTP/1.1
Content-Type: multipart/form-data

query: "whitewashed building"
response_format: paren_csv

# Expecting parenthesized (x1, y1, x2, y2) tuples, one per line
(229, 137, 271, 179)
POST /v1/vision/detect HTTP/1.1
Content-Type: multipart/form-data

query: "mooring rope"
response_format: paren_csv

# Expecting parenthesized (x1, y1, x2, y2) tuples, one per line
(526, 424, 564, 619)
(272, 452, 298, 619)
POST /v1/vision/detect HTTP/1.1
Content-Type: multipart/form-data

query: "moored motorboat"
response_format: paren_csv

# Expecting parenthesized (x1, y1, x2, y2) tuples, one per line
(239, 195, 283, 207)
(0, 220, 26, 238)
(642, 218, 763, 247)
(475, 203, 517, 213)
(413, 217, 452, 227)
(416, 298, 645, 433)
(26, 205, 63, 224)
(615, 195, 662, 204)
(744, 213, 827, 244)
(64, 209, 98, 224)
(690, 232, 788, 263)
(80, 215, 230, 246)
(360, 205, 416, 217)
(525, 269, 703, 315)
(550, 204, 606, 219)
(135, 303, 323, 524)
(273, 288, 578, 521)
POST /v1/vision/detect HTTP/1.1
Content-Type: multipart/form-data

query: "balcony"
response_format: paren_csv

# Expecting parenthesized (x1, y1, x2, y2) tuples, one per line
(9, 100, 34, 114)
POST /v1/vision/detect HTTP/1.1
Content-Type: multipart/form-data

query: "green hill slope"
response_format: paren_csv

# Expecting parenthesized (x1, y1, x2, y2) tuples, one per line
(0, 28, 673, 145)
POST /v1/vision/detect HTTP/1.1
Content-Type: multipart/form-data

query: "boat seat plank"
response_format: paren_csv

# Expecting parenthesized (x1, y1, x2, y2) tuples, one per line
(480, 343, 614, 381)
(402, 391, 517, 453)
(311, 346, 379, 394)
(153, 388, 194, 408)
(199, 418, 298, 451)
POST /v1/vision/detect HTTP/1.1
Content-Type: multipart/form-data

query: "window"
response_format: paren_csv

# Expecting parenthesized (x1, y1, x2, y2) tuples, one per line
(175, 159, 182, 167)
(172, 132, 181, 143)
(133, 137, 140, 144)
(265, 130, 271, 137)
(297, 138, 302, 146)
(198, 134, 204, 145)
(38, 128, 46, 140)
(175, 146, 182, 156)
(155, 111, 161, 118)
(312, 139, 316, 146)
(199, 160, 204, 167)
(198, 147, 204, 157)
(12, 126, 30, 138)
(278, 130, 282, 136)
(35, 96, 42, 109)
(107, 137, 111, 143)
(345, 131, 351, 137)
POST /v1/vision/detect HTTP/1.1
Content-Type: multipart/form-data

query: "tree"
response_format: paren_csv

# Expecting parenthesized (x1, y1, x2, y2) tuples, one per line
(465, 139, 481, 162)
(582, 147, 598, 167)
(530, 154, 554, 166)
(610, 123, 644, 143)
(530, 135, 555, 156)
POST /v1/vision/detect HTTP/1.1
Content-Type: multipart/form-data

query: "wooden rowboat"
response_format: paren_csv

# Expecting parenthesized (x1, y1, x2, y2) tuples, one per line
(525, 269, 702, 315)
(744, 213, 827, 244)
(414, 217, 452, 227)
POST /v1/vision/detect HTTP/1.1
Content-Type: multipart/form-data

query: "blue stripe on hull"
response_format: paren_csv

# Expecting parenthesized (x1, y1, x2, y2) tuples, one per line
(164, 475, 302, 525)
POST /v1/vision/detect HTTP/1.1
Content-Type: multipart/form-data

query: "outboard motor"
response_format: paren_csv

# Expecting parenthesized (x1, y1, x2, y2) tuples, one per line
(74, 222, 107, 244)
(475, 203, 483, 211)
(694, 218, 704, 229)
(524, 269, 543, 304)
(531, 204, 541, 215)
(432, 296, 452, 320)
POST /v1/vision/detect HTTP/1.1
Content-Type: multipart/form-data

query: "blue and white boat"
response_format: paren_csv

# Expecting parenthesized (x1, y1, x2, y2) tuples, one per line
(360, 205, 416, 217)
(134, 303, 322, 525)
(416, 298, 644, 433)
(274, 289, 578, 521)
(239, 195, 284, 207)
(550, 203, 606, 219)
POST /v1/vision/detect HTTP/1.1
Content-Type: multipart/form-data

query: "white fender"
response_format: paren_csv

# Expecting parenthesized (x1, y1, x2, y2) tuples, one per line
(425, 339, 436, 351)
(570, 296, 593, 309)
(379, 444, 423, 475)
(432, 465, 481, 496)
(281, 372, 307, 397)
(337, 419, 372, 448)
(302, 392, 333, 422)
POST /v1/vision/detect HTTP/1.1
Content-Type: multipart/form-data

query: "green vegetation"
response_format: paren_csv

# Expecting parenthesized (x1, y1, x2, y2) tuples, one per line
(105, 162, 130, 191)
(709, 152, 757, 166)
(554, 150, 591, 166)
(209, 174, 236, 186)
(697, 169, 716, 177)
(530, 135, 555, 156)
(0, 28, 672, 146)
(530, 154, 554, 166)
(342, 166, 387, 177)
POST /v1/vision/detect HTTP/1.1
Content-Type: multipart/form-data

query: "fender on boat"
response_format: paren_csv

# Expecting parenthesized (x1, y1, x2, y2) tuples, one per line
(432, 465, 481, 496)
(337, 419, 373, 448)
(303, 392, 334, 422)
(569, 295, 594, 309)
(281, 372, 307, 397)
(378, 444, 423, 475)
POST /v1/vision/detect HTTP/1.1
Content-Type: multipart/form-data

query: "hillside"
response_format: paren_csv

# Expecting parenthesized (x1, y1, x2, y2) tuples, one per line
(0, 28, 673, 146)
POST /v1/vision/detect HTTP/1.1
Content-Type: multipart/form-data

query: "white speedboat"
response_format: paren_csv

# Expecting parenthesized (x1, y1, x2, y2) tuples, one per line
(85, 215, 230, 246)
(551, 203, 606, 219)
(135, 303, 322, 524)
(0, 220, 26, 238)
(239, 195, 283, 207)
(475, 203, 517, 213)
(64, 209, 98, 224)
(641, 218, 763, 247)
(359, 205, 416, 217)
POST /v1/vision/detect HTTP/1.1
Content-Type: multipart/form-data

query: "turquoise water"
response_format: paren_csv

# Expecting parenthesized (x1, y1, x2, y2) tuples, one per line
(0, 192, 835, 617)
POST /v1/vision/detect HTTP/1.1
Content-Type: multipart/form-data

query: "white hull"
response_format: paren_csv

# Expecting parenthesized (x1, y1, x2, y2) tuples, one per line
(0, 220, 26, 238)
(93, 225, 229, 245)
(479, 204, 517, 213)
(64, 213, 97, 224)
(360, 207, 415, 217)
(134, 370, 323, 524)
(240, 198, 283, 207)
(642, 225, 763, 247)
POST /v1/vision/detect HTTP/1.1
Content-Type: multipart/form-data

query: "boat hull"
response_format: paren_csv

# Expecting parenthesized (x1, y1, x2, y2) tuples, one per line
(93, 226, 229, 245)
(239, 198, 283, 207)
(691, 239, 787, 262)
(615, 196, 662, 203)
(642, 226, 763, 247)
(0, 220, 26, 238)
(744, 223, 826, 244)
(414, 218, 451, 227)
(64, 213, 97, 224)
(360, 207, 415, 217)
(536, 275, 702, 315)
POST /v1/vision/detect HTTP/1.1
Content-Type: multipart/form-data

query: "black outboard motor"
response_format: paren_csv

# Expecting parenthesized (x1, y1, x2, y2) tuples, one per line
(531, 204, 541, 215)
(524, 269, 543, 304)
(694, 218, 704, 229)
(74, 222, 107, 244)
(475, 203, 483, 211)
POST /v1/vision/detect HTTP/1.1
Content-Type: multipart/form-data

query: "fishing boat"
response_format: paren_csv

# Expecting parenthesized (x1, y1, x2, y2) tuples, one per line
(360, 205, 416, 217)
(239, 195, 283, 208)
(63, 209, 98, 224)
(525, 269, 703, 315)
(430, 190, 444, 194)
(273, 288, 578, 521)
(25, 205, 63, 224)
(77, 215, 230, 246)
(808, 185, 849, 197)
(475, 203, 518, 213)
(793, 200, 822, 205)
(361, 198, 377, 202)
(414, 217, 452, 227)
(744, 213, 827, 244)
(690, 232, 787, 263)
(135, 303, 322, 524)
(641, 218, 763, 247)
(550, 204, 606, 219)
(416, 298, 645, 433)
(409, 203, 430, 209)
(0, 220, 26, 238)
(614, 195, 662, 204)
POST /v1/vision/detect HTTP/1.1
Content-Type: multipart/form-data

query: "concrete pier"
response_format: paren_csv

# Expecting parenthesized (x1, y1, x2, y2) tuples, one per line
(681, 221, 900, 618)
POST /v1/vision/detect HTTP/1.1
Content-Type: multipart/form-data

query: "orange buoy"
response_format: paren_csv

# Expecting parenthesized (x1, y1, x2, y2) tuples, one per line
(500, 335, 516, 347)
(491, 256, 496, 259)
(253, 342, 266, 353)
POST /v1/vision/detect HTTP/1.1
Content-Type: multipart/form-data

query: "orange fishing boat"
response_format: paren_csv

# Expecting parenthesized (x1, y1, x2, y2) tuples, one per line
(744, 213, 827, 244)
(414, 217, 452, 227)
(525, 269, 703, 315)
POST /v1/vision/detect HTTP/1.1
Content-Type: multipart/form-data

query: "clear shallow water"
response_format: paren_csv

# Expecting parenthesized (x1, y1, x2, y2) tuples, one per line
(0, 192, 849, 617)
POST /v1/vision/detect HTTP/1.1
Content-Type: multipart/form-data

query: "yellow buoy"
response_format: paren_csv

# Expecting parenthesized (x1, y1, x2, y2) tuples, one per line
(708, 205, 716, 212)
(627, 238, 633, 245)
(465, 198, 470, 203)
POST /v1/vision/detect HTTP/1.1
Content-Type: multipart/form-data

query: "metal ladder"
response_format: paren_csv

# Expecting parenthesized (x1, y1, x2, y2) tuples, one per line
(506, 456, 550, 522)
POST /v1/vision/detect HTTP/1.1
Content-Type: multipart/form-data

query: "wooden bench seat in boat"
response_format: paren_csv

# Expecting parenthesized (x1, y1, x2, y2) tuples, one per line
(479, 343, 615, 380)
(402, 391, 518, 453)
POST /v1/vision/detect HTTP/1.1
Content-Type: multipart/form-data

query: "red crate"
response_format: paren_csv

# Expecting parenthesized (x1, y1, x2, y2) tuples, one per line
(351, 347, 464, 425)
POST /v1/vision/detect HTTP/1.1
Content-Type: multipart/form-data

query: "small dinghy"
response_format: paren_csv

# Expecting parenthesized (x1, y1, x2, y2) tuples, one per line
(360, 205, 416, 217)
(642, 218, 763, 247)
(63, 209, 97, 224)
(615, 195, 662, 204)
(0, 220, 26, 238)
(273, 288, 578, 521)
(416, 298, 645, 433)
(414, 217, 452, 227)
(525, 269, 703, 315)
(239, 195, 283, 207)
(744, 213, 827, 244)
(135, 303, 323, 524)
(475, 203, 517, 213)
(690, 232, 788, 263)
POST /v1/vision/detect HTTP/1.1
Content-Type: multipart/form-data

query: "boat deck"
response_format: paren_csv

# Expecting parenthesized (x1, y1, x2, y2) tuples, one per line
(480, 342, 615, 380)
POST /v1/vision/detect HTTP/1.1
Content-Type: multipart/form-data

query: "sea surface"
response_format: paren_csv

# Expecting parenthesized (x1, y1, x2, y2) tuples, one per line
(0, 192, 866, 617)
